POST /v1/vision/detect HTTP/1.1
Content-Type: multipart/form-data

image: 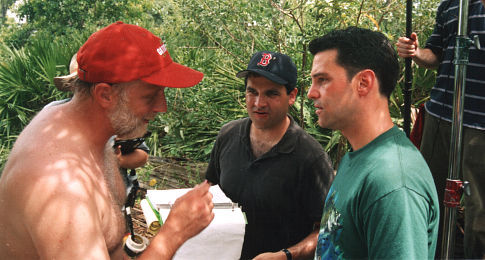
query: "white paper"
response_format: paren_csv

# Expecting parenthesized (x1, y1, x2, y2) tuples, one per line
(146, 186, 246, 260)
(147, 185, 235, 207)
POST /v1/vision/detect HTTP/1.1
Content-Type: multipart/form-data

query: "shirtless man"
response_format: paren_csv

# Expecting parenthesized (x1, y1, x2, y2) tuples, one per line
(0, 21, 214, 259)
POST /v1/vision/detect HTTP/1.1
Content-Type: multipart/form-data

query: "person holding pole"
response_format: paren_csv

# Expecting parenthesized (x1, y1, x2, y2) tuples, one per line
(396, 0, 485, 258)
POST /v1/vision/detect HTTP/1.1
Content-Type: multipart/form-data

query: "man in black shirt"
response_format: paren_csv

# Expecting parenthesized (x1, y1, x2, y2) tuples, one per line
(206, 51, 334, 260)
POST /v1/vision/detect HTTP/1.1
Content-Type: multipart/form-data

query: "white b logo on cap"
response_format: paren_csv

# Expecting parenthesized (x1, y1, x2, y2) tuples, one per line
(157, 44, 167, 56)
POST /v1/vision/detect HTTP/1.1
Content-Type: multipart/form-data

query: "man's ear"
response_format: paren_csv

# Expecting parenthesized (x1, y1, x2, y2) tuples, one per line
(288, 88, 298, 106)
(92, 83, 116, 108)
(355, 69, 376, 97)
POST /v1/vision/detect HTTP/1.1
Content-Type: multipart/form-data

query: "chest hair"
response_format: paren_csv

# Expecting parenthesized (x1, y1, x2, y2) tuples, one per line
(250, 133, 280, 158)
(102, 142, 127, 209)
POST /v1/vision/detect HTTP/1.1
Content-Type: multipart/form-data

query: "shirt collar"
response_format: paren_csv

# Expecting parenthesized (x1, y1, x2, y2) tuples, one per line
(242, 115, 299, 157)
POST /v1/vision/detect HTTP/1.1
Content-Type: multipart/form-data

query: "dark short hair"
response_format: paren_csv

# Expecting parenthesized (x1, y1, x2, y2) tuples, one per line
(309, 27, 399, 98)
(244, 72, 294, 94)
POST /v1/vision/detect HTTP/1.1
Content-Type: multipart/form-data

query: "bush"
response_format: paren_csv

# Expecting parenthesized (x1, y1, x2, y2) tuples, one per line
(0, 0, 441, 170)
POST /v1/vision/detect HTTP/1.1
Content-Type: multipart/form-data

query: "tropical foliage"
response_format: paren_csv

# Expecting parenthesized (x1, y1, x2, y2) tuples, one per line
(0, 0, 441, 172)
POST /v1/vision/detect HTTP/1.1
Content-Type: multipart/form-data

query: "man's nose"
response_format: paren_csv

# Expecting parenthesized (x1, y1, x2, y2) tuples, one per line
(254, 95, 267, 107)
(307, 84, 319, 100)
(154, 91, 168, 113)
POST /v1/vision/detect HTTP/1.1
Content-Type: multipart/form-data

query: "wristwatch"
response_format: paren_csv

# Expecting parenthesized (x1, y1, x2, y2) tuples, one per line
(281, 248, 292, 260)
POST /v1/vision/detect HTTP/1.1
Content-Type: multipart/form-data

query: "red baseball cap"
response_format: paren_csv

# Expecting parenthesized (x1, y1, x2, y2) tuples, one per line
(56, 21, 203, 89)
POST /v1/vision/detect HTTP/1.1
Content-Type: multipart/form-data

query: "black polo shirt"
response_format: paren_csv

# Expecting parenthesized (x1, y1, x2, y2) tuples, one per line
(206, 116, 334, 259)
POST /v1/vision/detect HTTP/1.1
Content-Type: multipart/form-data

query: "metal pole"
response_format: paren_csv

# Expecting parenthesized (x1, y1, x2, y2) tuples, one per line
(441, 0, 470, 258)
(404, 0, 413, 137)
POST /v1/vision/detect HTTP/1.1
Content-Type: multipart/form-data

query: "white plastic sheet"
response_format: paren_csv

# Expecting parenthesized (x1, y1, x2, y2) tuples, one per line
(146, 186, 246, 260)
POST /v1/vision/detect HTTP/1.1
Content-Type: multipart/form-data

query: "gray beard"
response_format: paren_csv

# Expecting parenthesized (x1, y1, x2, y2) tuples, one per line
(108, 94, 147, 140)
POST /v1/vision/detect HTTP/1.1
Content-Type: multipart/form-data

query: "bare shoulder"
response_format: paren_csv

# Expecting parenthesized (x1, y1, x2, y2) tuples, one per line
(0, 162, 110, 258)
(0, 108, 111, 258)
(6, 109, 104, 210)
(0, 175, 102, 257)
(0, 115, 100, 231)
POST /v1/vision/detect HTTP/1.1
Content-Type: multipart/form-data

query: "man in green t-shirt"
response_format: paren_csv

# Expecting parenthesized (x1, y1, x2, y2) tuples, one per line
(307, 27, 440, 259)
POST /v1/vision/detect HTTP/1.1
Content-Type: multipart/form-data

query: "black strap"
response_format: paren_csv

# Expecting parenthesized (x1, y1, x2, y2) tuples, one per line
(124, 169, 139, 236)
(281, 248, 292, 260)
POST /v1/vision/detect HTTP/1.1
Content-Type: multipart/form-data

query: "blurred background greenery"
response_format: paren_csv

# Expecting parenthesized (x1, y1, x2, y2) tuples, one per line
(0, 0, 440, 173)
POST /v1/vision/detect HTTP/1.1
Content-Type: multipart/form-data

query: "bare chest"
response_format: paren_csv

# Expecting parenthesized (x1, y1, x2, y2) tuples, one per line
(99, 151, 128, 254)
(99, 198, 126, 256)
(92, 173, 127, 257)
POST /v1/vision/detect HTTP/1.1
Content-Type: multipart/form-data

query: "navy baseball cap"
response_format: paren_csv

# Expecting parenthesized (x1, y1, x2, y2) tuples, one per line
(236, 51, 297, 91)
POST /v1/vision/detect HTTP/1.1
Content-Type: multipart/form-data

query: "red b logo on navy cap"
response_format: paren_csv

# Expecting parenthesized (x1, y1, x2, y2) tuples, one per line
(257, 53, 272, 66)
(235, 51, 297, 91)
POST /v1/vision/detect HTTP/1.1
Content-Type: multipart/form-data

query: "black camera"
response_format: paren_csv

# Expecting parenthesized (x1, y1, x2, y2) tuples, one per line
(113, 132, 151, 154)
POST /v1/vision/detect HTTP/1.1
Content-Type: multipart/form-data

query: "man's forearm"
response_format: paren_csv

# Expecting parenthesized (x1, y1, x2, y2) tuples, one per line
(413, 48, 441, 69)
(119, 149, 149, 169)
(287, 227, 319, 260)
(252, 225, 320, 260)
(136, 223, 185, 260)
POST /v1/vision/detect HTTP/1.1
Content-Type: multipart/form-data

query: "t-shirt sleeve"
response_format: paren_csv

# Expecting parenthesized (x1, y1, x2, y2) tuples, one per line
(425, 0, 448, 57)
(363, 188, 434, 259)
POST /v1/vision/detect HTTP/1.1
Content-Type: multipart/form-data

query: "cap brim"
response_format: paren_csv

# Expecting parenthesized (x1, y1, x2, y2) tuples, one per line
(142, 62, 204, 88)
(236, 69, 288, 85)
(53, 71, 77, 92)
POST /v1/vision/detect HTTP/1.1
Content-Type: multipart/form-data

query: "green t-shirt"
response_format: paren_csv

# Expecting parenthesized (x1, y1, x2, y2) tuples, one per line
(315, 126, 439, 259)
